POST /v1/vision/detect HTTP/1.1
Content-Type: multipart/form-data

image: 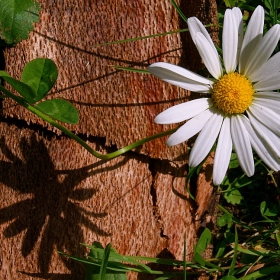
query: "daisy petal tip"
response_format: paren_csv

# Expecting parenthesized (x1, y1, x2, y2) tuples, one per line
(166, 137, 177, 147)
(154, 114, 166, 124)
(147, 62, 167, 72)
(213, 177, 223, 186)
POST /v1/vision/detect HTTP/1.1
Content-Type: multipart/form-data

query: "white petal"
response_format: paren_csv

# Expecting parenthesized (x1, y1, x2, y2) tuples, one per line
(254, 91, 280, 100)
(147, 62, 213, 93)
(223, 9, 238, 73)
(189, 109, 223, 167)
(253, 97, 280, 114)
(187, 17, 217, 50)
(155, 98, 212, 124)
(166, 109, 214, 146)
(239, 6, 264, 74)
(253, 120, 280, 160)
(242, 117, 280, 170)
(231, 115, 254, 177)
(245, 25, 280, 79)
(213, 117, 232, 185)
(247, 110, 280, 157)
(249, 52, 280, 82)
(232, 7, 244, 62)
(256, 121, 280, 153)
(254, 73, 280, 91)
(195, 32, 223, 79)
(248, 103, 280, 137)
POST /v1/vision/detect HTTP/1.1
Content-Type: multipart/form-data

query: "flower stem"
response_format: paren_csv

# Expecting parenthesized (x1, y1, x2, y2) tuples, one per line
(0, 85, 177, 160)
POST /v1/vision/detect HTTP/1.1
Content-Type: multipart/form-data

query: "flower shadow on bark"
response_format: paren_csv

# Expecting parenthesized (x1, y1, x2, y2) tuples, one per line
(0, 134, 115, 277)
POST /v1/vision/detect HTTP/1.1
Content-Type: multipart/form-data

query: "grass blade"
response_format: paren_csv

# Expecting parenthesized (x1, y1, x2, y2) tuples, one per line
(228, 227, 238, 276)
(169, 0, 188, 23)
(99, 244, 112, 280)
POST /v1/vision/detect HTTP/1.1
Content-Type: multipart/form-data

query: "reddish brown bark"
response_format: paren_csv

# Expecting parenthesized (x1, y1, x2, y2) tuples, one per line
(0, 0, 218, 279)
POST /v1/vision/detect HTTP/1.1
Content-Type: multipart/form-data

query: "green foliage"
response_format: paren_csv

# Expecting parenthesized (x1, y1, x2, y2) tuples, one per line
(229, 153, 239, 169)
(217, 213, 233, 228)
(224, 186, 243, 205)
(0, 0, 40, 44)
(195, 228, 212, 255)
(35, 99, 79, 124)
(0, 72, 36, 103)
(84, 242, 127, 280)
(60, 241, 201, 279)
(260, 201, 278, 218)
(223, 0, 246, 8)
(193, 228, 212, 266)
(1, 58, 58, 103)
(221, 276, 237, 280)
(0, 58, 79, 124)
(21, 58, 58, 102)
(112, 66, 149, 74)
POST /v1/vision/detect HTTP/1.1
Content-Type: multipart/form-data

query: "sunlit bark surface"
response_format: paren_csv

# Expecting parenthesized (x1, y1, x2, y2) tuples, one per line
(0, 1, 218, 279)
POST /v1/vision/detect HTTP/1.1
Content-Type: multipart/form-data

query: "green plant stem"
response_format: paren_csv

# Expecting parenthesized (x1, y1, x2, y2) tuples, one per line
(0, 85, 177, 160)
(89, 24, 219, 48)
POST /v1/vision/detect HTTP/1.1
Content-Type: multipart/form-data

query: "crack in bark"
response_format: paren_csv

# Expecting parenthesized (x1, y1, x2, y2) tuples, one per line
(148, 158, 169, 240)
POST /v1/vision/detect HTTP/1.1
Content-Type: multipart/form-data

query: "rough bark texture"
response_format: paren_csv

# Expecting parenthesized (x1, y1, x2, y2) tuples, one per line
(0, 0, 218, 279)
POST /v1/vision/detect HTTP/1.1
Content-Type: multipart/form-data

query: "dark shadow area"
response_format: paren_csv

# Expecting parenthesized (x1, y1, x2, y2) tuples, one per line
(137, 248, 186, 280)
(17, 271, 82, 280)
(0, 44, 6, 114)
(178, 0, 217, 83)
(178, 1, 202, 71)
(0, 133, 134, 278)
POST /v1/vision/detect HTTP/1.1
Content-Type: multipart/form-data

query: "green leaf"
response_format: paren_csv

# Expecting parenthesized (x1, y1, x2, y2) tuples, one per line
(192, 252, 205, 266)
(260, 201, 278, 217)
(224, 187, 243, 205)
(21, 58, 58, 102)
(228, 227, 238, 276)
(276, 231, 280, 247)
(0, 0, 40, 44)
(35, 99, 79, 124)
(84, 242, 127, 280)
(217, 214, 232, 228)
(224, 229, 235, 243)
(221, 276, 237, 280)
(99, 244, 112, 280)
(194, 228, 211, 255)
(0, 74, 36, 103)
(241, 265, 280, 280)
(229, 153, 239, 168)
(215, 238, 227, 258)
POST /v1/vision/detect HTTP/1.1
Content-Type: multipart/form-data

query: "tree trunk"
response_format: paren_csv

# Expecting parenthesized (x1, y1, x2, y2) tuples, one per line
(0, 0, 218, 279)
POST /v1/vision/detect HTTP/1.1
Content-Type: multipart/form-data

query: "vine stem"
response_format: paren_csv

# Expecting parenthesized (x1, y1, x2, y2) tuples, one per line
(0, 85, 177, 160)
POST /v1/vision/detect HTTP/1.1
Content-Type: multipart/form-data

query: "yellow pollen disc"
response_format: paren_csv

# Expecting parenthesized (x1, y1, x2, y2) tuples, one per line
(212, 72, 254, 114)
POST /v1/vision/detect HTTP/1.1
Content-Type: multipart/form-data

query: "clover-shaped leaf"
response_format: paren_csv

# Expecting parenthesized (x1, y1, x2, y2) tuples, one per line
(0, 0, 40, 44)
(224, 187, 242, 205)
(21, 58, 58, 102)
(0, 58, 58, 104)
(35, 99, 79, 124)
(0, 71, 36, 103)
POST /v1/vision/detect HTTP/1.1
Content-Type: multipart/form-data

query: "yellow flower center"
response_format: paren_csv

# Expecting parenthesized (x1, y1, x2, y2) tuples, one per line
(212, 72, 254, 114)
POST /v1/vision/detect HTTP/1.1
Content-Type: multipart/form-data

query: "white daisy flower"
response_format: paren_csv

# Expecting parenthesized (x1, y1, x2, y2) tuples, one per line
(148, 6, 280, 185)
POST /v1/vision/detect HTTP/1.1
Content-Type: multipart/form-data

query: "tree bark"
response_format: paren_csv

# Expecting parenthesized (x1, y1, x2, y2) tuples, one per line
(0, 0, 218, 279)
